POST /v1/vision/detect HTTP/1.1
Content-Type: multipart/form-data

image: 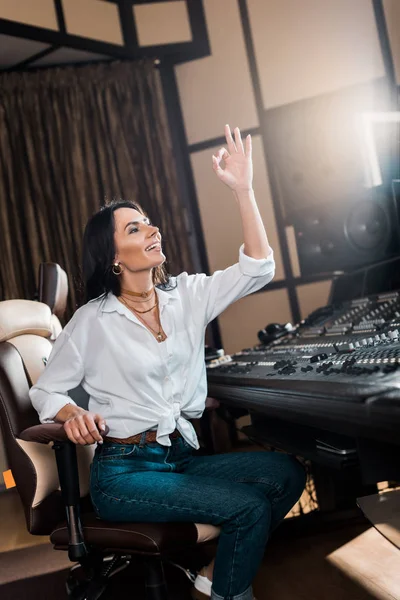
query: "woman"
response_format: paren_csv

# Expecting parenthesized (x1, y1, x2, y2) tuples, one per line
(30, 125, 305, 600)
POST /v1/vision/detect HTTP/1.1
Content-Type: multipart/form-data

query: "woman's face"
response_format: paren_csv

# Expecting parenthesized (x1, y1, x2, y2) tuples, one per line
(113, 207, 165, 272)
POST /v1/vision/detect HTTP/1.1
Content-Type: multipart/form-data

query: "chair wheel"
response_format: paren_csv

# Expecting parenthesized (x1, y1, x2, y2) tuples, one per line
(66, 578, 107, 600)
(66, 579, 90, 599)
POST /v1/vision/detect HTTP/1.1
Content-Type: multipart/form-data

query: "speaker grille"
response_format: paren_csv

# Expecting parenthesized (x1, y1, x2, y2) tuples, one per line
(345, 200, 390, 251)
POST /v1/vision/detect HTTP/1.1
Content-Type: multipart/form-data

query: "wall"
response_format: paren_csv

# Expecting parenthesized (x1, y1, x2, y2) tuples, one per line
(175, 0, 397, 353)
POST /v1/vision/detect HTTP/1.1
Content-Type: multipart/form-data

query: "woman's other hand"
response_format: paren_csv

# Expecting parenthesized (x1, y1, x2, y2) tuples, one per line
(55, 405, 106, 445)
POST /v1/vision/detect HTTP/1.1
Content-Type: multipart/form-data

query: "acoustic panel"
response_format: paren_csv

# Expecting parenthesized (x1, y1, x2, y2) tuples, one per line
(190, 135, 285, 281)
(62, 0, 123, 45)
(247, 0, 385, 110)
(0, 0, 58, 30)
(218, 288, 292, 355)
(175, 0, 258, 145)
(134, 1, 192, 47)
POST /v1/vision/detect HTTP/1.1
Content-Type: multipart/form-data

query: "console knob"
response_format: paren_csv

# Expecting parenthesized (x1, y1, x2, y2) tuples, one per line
(310, 353, 329, 363)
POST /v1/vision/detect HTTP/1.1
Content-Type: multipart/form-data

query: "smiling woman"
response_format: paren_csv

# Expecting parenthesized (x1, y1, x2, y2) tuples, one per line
(81, 201, 172, 342)
(113, 207, 168, 342)
(113, 209, 165, 289)
(29, 125, 305, 600)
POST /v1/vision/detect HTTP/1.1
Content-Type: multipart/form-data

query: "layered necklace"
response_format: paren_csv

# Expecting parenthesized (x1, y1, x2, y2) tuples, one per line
(119, 287, 167, 343)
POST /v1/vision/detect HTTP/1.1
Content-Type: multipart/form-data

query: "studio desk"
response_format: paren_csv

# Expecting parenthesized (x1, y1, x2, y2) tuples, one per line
(207, 291, 400, 507)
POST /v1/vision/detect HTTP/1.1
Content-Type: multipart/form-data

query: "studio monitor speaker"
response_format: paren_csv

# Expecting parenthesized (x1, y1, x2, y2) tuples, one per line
(293, 185, 400, 276)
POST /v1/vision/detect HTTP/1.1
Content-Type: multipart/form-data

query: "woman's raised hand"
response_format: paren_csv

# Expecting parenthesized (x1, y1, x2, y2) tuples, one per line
(212, 125, 253, 192)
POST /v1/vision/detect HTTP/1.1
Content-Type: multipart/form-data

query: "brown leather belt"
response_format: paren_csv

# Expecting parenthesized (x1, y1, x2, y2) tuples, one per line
(103, 429, 181, 445)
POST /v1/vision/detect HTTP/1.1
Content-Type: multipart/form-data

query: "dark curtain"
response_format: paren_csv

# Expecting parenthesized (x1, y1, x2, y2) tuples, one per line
(0, 60, 194, 319)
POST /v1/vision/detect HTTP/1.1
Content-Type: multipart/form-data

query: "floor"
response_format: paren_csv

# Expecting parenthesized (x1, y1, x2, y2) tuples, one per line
(254, 522, 400, 600)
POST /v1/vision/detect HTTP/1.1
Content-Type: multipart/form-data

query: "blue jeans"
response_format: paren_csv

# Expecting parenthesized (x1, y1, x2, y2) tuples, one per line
(90, 434, 306, 600)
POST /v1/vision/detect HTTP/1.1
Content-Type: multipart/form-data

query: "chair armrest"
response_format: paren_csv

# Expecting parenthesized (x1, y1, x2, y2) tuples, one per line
(19, 422, 108, 562)
(19, 422, 109, 443)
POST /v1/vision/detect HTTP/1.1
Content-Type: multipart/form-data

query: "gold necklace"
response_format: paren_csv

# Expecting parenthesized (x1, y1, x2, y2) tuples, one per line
(123, 289, 155, 304)
(125, 295, 154, 304)
(120, 295, 157, 314)
(135, 297, 167, 342)
(119, 295, 167, 342)
(121, 286, 154, 299)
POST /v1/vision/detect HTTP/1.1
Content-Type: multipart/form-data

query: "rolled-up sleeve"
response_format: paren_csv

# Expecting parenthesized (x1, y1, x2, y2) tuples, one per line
(238, 244, 275, 277)
(29, 330, 83, 422)
(182, 246, 275, 325)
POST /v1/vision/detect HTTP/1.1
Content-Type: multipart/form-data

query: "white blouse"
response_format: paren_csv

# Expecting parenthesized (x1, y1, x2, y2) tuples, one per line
(30, 245, 275, 448)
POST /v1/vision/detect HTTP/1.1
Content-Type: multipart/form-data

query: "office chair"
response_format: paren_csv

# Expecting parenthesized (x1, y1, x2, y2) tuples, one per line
(0, 299, 220, 599)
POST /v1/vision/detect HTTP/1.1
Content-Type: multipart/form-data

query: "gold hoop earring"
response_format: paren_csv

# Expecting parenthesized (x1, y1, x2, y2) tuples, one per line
(112, 262, 123, 276)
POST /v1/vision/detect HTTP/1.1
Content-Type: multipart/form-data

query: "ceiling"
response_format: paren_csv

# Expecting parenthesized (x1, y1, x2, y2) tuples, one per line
(0, 1, 209, 72)
(0, 33, 112, 70)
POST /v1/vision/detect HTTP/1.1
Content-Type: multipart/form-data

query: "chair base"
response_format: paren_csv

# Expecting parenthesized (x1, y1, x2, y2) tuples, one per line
(144, 557, 168, 600)
(66, 554, 131, 599)
(65, 553, 197, 600)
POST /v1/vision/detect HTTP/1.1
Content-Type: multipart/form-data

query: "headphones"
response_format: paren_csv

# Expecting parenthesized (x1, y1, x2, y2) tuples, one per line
(257, 322, 293, 345)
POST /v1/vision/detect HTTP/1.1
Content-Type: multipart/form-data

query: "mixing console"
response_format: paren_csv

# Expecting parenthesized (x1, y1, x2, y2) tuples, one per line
(207, 290, 400, 443)
(208, 291, 400, 385)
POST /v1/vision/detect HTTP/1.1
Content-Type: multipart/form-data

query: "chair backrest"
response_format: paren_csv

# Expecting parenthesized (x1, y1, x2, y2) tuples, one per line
(0, 300, 93, 536)
(38, 263, 69, 340)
